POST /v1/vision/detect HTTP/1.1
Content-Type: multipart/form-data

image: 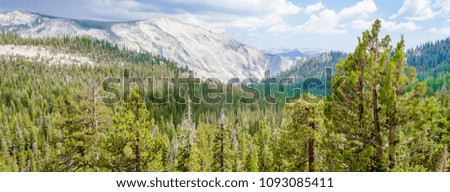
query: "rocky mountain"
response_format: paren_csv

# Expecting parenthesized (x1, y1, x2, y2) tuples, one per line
(265, 48, 329, 59)
(0, 11, 294, 81)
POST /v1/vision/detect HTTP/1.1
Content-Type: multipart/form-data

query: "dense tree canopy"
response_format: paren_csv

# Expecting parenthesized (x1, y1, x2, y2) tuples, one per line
(0, 21, 449, 172)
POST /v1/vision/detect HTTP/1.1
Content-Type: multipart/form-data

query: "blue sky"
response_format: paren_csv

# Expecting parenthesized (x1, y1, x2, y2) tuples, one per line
(0, 0, 449, 52)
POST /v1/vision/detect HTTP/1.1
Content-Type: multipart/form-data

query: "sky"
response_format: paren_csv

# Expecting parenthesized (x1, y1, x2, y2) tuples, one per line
(0, 0, 449, 52)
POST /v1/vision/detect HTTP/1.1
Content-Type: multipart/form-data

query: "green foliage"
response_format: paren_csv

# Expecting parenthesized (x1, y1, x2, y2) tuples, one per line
(212, 109, 233, 172)
(325, 20, 448, 172)
(105, 88, 168, 171)
(0, 25, 448, 172)
(407, 38, 450, 77)
(278, 96, 324, 172)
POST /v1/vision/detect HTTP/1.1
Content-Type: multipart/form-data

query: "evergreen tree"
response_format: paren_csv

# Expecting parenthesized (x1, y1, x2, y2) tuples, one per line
(213, 109, 233, 172)
(176, 98, 199, 171)
(196, 122, 215, 171)
(279, 96, 324, 172)
(325, 20, 447, 171)
(0, 26, 448, 173)
(105, 88, 168, 171)
(47, 84, 111, 171)
(246, 137, 259, 172)
(256, 120, 274, 172)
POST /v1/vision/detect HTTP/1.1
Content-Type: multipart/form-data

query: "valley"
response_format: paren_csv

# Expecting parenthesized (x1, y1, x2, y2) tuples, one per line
(0, 11, 448, 172)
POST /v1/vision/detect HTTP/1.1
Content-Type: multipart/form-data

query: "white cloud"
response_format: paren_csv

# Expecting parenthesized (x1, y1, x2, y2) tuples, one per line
(338, 0, 378, 18)
(382, 20, 421, 31)
(350, 19, 373, 30)
(269, 0, 378, 35)
(305, 2, 325, 15)
(268, 0, 380, 35)
(164, 0, 302, 16)
(148, 0, 303, 34)
(433, 0, 450, 16)
(429, 27, 450, 35)
(297, 9, 345, 34)
(81, 0, 302, 33)
(269, 9, 346, 34)
(351, 19, 420, 31)
(267, 23, 293, 33)
(227, 15, 285, 31)
(0, 0, 432, 39)
(96, 0, 152, 11)
(390, 0, 435, 21)
(81, 0, 163, 21)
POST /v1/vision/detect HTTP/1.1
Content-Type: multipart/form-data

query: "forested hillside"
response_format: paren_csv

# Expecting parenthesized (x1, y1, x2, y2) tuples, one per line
(0, 20, 449, 172)
(407, 38, 450, 77)
(276, 51, 346, 80)
(0, 32, 285, 172)
(277, 37, 450, 96)
(405, 38, 450, 95)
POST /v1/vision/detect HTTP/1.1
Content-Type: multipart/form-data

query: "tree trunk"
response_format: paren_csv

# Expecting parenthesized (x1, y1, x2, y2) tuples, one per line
(220, 131, 224, 172)
(388, 123, 397, 170)
(308, 122, 316, 172)
(358, 59, 365, 130)
(372, 89, 383, 171)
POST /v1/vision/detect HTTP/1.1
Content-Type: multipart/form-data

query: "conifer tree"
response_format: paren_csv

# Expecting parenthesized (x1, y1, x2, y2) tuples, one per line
(213, 109, 233, 172)
(246, 137, 259, 172)
(49, 84, 111, 171)
(325, 20, 447, 171)
(279, 96, 324, 172)
(196, 122, 215, 171)
(257, 120, 274, 172)
(106, 87, 168, 171)
(176, 97, 199, 171)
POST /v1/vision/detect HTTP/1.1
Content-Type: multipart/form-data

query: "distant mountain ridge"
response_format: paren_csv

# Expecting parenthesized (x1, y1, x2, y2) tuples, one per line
(1, 11, 448, 82)
(276, 51, 347, 80)
(407, 37, 450, 77)
(0, 11, 294, 81)
(276, 37, 450, 81)
(265, 48, 329, 59)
